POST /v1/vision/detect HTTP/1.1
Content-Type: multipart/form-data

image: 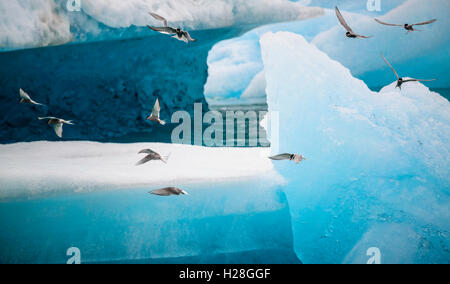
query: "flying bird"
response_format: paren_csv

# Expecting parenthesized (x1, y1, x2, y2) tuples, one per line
(149, 187, 189, 196)
(148, 12, 196, 43)
(380, 53, 436, 89)
(375, 18, 437, 33)
(335, 7, 371, 39)
(269, 153, 306, 164)
(19, 89, 46, 106)
(146, 98, 166, 126)
(136, 149, 169, 166)
(38, 117, 74, 138)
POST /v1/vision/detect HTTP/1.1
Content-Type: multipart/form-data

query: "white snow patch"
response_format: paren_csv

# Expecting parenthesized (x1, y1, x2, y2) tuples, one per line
(0, 141, 279, 199)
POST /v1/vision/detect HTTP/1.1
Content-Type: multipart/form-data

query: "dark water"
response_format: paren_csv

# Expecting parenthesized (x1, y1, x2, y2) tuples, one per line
(0, 28, 243, 144)
(109, 104, 270, 147)
(432, 88, 450, 101)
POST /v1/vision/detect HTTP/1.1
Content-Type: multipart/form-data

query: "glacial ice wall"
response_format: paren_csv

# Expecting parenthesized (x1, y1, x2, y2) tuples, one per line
(0, 0, 323, 51)
(261, 32, 450, 264)
(0, 29, 236, 143)
(205, 0, 449, 105)
(0, 176, 295, 264)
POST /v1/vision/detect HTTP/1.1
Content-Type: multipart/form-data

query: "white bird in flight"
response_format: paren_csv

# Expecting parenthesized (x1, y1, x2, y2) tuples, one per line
(135, 149, 170, 166)
(381, 53, 436, 89)
(19, 89, 46, 107)
(146, 98, 166, 125)
(375, 18, 437, 33)
(38, 117, 74, 138)
(269, 153, 307, 164)
(148, 12, 196, 43)
(335, 7, 372, 39)
(149, 187, 189, 196)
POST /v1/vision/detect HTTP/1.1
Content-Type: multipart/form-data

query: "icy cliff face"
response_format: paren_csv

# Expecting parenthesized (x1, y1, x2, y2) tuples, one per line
(205, 0, 449, 105)
(260, 32, 450, 264)
(0, 0, 323, 51)
(0, 29, 240, 143)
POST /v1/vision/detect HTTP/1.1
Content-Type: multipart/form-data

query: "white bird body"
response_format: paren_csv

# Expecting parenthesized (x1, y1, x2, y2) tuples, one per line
(38, 117, 74, 138)
(148, 12, 196, 43)
(19, 89, 45, 106)
(135, 149, 170, 166)
(147, 98, 166, 125)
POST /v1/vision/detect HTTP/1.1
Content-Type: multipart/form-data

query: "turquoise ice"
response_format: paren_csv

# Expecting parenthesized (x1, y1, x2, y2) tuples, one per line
(261, 31, 450, 263)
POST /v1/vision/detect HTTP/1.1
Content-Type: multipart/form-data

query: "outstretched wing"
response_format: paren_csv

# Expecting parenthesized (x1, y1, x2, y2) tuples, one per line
(38, 116, 57, 120)
(19, 88, 31, 100)
(412, 19, 437, 26)
(374, 18, 402, 26)
(335, 7, 353, 33)
(381, 53, 400, 80)
(150, 188, 172, 196)
(21, 89, 46, 106)
(149, 12, 168, 27)
(138, 149, 158, 155)
(269, 153, 292, 161)
(61, 120, 74, 125)
(135, 154, 159, 166)
(148, 26, 176, 35)
(403, 78, 437, 83)
(152, 98, 161, 118)
(357, 34, 372, 38)
(53, 122, 63, 138)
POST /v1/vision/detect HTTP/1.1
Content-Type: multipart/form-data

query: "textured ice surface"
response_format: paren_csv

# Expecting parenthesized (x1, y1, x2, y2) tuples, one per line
(0, 180, 295, 264)
(0, 0, 323, 51)
(0, 142, 278, 200)
(204, 8, 357, 104)
(260, 31, 450, 264)
(205, 0, 449, 105)
(312, 0, 450, 88)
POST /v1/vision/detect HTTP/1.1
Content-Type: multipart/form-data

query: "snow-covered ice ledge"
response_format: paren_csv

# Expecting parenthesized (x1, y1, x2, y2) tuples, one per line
(0, 142, 280, 200)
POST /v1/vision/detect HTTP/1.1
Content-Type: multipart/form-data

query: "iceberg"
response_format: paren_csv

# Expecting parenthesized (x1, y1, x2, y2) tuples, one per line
(0, 142, 278, 200)
(205, 0, 449, 105)
(204, 8, 340, 105)
(0, 0, 323, 51)
(0, 141, 298, 264)
(312, 0, 450, 88)
(260, 31, 450, 263)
